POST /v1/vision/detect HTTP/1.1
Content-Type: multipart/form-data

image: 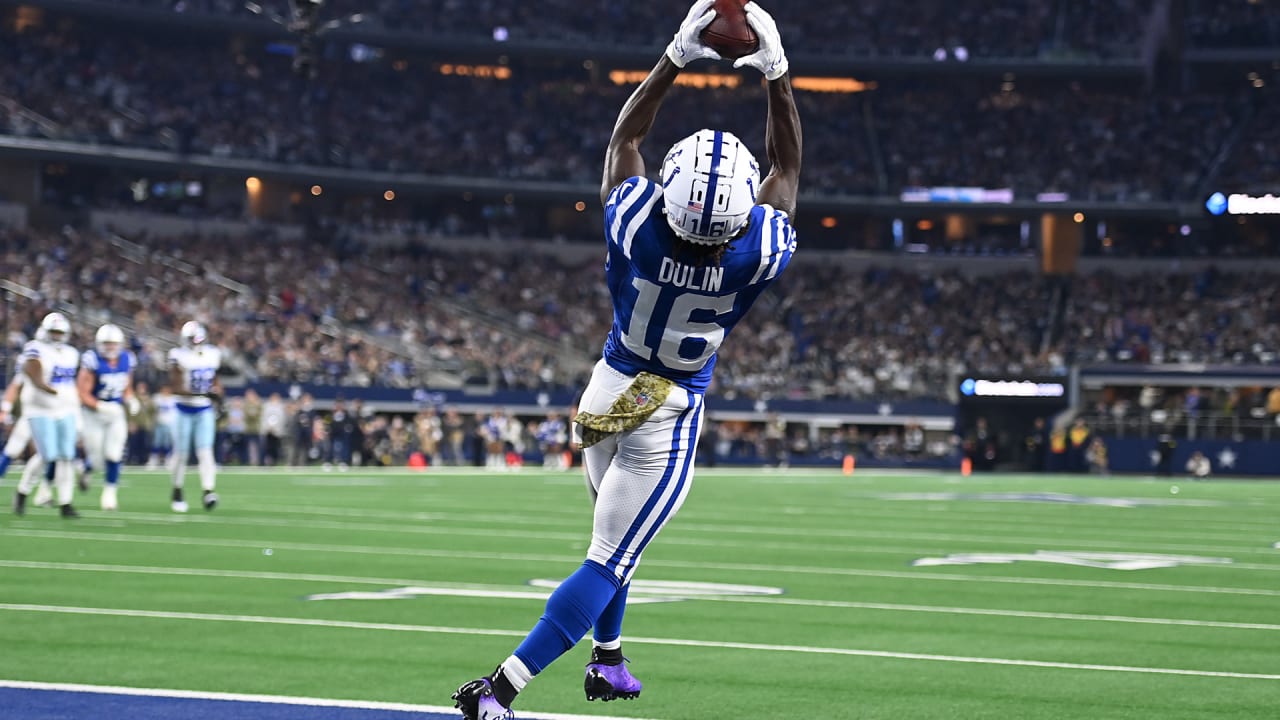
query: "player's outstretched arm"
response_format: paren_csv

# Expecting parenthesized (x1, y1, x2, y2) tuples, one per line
(601, 0, 720, 205)
(735, 3, 801, 216)
(756, 74, 802, 217)
(600, 57, 680, 206)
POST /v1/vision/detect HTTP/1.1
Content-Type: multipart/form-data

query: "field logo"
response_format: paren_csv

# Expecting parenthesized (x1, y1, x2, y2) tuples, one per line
(306, 579, 784, 603)
(911, 551, 1233, 571)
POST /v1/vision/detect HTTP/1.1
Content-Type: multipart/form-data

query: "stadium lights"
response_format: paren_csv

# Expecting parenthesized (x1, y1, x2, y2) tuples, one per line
(609, 70, 741, 89)
(310, 185, 323, 197)
(384, 190, 396, 201)
(574, 201, 587, 212)
(245, 176, 262, 192)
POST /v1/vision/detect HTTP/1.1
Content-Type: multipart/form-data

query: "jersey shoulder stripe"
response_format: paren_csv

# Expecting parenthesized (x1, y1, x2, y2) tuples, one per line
(606, 177, 662, 260)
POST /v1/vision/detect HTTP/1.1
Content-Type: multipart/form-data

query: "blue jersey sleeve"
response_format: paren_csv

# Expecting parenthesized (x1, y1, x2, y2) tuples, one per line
(604, 177, 663, 260)
(740, 205, 797, 288)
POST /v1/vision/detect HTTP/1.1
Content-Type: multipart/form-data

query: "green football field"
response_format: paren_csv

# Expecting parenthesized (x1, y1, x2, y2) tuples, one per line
(1, 467, 1278, 719)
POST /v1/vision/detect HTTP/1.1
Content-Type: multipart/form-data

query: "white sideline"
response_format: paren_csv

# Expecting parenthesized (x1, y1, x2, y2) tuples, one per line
(0, 679, 658, 720)
(2, 554, 1280, 631)
(1, 605, 1278, 681)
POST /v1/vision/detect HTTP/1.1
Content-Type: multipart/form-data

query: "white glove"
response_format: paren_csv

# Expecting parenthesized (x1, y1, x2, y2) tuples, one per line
(734, 2, 789, 81)
(666, 0, 722, 68)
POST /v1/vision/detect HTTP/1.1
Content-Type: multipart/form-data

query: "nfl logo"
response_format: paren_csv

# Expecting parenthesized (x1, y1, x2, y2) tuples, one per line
(634, 392, 650, 407)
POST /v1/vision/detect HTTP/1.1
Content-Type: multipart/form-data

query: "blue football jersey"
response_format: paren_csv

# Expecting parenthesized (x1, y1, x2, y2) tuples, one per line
(600, 176, 797, 393)
(81, 349, 136, 404)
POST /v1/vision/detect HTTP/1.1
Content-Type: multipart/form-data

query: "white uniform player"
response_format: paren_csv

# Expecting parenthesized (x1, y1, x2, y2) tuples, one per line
(168, 321, 223, 513)
(78, 324, 138, 511)
(1, 373, 33, 478)
(15, 313, 82, 517)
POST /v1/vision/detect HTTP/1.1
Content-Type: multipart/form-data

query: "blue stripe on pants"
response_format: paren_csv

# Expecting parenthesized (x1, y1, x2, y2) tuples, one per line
(617, 397, 703, 582)
(605, 394, 698, 576)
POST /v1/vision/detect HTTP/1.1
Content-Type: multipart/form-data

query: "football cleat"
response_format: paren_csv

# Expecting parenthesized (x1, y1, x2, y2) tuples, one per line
(451, 678, 514, 720)
(203, 490, 218, 511)
(32, 482, 53, 507)
(171, 501, 189, 513)
(14, 491, 27, 516)
(60, 504, 81, 519)
(101, 485, 118, 511)
(584, 650, 642, 702)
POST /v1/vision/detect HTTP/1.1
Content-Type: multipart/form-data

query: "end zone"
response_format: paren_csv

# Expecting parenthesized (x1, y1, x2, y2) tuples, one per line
(0, 680, 663, 720)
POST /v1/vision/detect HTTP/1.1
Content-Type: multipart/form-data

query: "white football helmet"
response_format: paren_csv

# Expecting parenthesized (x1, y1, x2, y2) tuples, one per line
(180, 321, 208, 346)
(96, 324, 126, 359)
(661, 129, 761, 245)
(40, 312, 71, 341)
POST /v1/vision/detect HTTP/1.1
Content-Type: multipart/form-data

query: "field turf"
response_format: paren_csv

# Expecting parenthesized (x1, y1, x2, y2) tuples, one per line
(1, 467, 1277, 719)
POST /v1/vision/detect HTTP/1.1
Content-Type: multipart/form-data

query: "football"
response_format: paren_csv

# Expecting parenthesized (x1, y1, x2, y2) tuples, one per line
(699, 0, 758, 60)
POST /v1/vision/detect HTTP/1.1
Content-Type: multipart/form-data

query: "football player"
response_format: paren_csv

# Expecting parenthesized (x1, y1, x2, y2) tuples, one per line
(452, 2, 801, 717)
(77, 324, 139, 511)
(168, 321, 223, 512)
(0, 373, 31, 481)
(14, 313, 83, 517)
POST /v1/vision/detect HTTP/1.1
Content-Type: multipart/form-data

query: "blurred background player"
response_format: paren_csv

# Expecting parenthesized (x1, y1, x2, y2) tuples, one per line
(168, 321, 223, 512)
(77, 324, 139, 511)
(3, 340, 59, 507)
(14, 313, 83, 517)
(452, 2, 800, 717)
(0, 373, 32, 482)
(148, 384, 178, 469)
(537, 412, 568, 470)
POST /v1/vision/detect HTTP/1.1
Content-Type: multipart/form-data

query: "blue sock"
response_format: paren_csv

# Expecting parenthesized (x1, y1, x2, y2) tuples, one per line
(593, 582, 630, 644)
(513, 561, 621, 674)
(0, 454, 10, 478)
(44, 461, 56, 482)
(105, 461, 122, 486)
(83, 457, 94, 474)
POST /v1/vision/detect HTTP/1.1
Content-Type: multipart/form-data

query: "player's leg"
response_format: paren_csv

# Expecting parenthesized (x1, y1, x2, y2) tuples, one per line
(101, 406, 128, 510)
(171, 412, 193, 512)
(82, 409, 107, 496)
(15, 417, 59, 514)
(51, 415, 80, 517)
(582, 390, 702, 702)
(455, 373, 700, 717)
(1, 416, 33, 480)
(193, 409, 218, 510)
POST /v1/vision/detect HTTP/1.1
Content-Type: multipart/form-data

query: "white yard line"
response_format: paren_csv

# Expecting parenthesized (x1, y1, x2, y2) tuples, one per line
(241, 503, 1279, 545)
(5, 551, 1280, 619)
(66, 508, 1280, 557)
(0, 679, 654, 720)
(6, 531, 1280, 596)
(1, 605, 1277, 681)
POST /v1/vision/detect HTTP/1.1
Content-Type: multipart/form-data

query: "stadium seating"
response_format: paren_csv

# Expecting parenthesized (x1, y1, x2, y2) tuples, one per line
(5, 228, 1277, 402)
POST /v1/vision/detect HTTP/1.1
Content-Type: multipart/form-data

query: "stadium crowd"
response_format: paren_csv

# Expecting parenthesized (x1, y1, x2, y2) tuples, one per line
(0, 23, 1254, 202)
(1187, 0, 1280, 48)
(114, 0, 1145, 59)
(5, 227, 1279, 404)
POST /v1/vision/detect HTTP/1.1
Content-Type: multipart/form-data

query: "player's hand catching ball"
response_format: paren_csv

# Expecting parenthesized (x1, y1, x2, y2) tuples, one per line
(733, 2, 788, 80)
(667, 0, 722, 67)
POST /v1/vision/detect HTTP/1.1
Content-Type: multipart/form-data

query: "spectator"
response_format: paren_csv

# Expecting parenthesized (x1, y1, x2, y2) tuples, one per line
(1186, 450, 1212, 479)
